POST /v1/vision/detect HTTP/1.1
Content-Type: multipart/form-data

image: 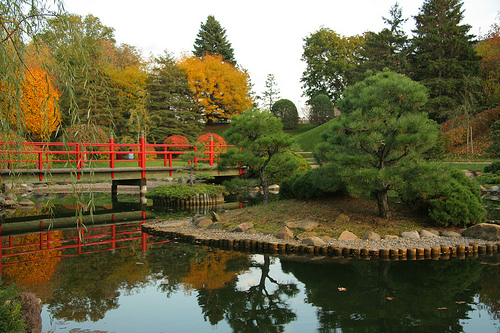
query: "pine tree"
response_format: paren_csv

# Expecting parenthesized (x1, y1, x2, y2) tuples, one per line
(262, 74, 280, 111)
(410, 0, 480, 122)
(193, 15, 236, 66)
(146, 51, 203, 143)
(356, 3, 409, 79)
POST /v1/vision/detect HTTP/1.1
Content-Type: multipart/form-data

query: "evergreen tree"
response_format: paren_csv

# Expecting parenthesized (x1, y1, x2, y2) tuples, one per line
(193, 15, 236, 66)
(356, 3, 409, 79)
(262, 74, 280, 111)
(146, 51, 203, 143)
(410, 0, 480, 122)
(271, 99, 299, 130)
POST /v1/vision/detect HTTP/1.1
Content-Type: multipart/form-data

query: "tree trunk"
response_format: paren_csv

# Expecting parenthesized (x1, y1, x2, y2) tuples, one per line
(260, 171, 270, 206)
(376, 188, 390, 219)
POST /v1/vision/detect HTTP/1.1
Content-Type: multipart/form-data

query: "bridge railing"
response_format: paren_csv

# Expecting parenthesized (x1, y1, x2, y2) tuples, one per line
(0, 135, 236, 180)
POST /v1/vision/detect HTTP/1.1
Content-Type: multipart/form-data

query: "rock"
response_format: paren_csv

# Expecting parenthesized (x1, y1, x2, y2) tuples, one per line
(401, 231, 420, 239)
(462, 223, 500, 241)
(420, 230, 438, 238)
(362, 231, 381, 241)
(4, 199, 17, 207)
(301, 237, 326, 246)
(295, 232, 317, 241)
(194, 218, 213, 228)
(269, 184, 280, 194)
(19, 198, 35, 206)
(338, 230, 358, 241)
(285, 220, 319, 232)
(383, 235, 399, 240)
(206, 222, 225, 230)
(334, 213, 350, 224)
(231, 222, 253, 232)
(192, 215, 204, 223)
(321, 236, 334, 242)
(166, 220, 190, 228)
(275, 226, 294, 240)
(210, 211, 220, 222)
(0, 197, 5, 206)
(19, 292, 42, 333)
(491, 185, 500, 193)
(440, 230, 462, 238)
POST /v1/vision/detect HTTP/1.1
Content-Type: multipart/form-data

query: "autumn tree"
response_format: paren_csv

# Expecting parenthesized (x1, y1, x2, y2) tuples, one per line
(146, 51, 202, 143)
(193, 15, 236, 66)
(301, 28, 365, 103)
(409, 0, 480, 121)
(475, 18, 500, 106)
(261, 74, 281, 111)
(1, 67, 61, 140)
(178, 54, 253, 123)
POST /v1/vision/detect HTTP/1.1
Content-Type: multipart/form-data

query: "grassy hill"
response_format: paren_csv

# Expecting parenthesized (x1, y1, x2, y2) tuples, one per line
(291, 119, 337, 152)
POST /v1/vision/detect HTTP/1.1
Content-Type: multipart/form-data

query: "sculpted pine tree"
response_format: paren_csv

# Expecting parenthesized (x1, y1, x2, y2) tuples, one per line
(193, 15, 236, 66)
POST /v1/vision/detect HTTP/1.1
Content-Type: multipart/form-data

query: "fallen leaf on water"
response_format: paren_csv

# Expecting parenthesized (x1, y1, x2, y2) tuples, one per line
(386, 297, 394, 301)
(456, 301, 466, 304)
(437, 307, 448, 310)
(338, 287, 346, 291)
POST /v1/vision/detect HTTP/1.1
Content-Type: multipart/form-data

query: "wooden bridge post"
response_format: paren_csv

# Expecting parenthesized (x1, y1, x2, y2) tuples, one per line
(109, 133, 115, 179)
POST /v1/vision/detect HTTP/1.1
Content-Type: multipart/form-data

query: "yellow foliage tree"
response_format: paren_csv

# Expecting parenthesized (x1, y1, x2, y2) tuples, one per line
(4, 67, 61, 140)
(178, 54, 253, 123)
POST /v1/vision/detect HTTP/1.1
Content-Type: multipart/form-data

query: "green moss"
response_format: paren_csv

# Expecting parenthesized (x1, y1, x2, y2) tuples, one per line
(146, 183, 226, 200)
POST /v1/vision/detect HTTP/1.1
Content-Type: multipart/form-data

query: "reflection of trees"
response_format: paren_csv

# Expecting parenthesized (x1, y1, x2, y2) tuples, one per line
(281, 258, 484, 333)
(47, 247, 151, 322)
(479, 264, 500, 320)
(197, 255, 299, 332)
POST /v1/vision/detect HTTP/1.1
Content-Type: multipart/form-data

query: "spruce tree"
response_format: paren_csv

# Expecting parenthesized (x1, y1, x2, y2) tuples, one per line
(410, 0, 480, 122)
(193, 15, 236, 66)
(146, 51, 203, 143)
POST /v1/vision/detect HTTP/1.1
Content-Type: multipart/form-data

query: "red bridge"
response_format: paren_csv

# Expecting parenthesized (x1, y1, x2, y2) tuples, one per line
(0, 134, 245, 188)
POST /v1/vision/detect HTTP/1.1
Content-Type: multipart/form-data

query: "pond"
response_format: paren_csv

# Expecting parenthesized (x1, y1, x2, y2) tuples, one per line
(1, 193, 500, 332)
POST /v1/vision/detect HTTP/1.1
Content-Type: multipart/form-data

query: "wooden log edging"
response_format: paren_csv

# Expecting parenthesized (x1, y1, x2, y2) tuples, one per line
(142, 224, 500, 261)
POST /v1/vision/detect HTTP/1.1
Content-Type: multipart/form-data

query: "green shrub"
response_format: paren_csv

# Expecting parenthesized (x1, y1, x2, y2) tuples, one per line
(268, 151, 311, 185)
(484, 161, 500, 174)
(0, 285, 27, 333)
(280, 163, 347, 200)
(271, 99, 299, 130)
(308, 94, 335, 125)
(396, 163, 486, 227)
(146, 183, 226, 200)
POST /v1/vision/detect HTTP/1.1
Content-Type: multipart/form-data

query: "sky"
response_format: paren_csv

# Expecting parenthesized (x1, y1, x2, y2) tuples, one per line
(62, 0, 498, 113)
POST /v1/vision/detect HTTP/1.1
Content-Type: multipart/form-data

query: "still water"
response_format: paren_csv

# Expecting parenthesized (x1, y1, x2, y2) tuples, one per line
(1, 193, 500, 332)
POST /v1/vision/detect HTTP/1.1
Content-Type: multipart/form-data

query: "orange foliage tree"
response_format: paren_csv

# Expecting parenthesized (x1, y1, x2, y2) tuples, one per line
(476, 21, 500, 105)
(4, 67, 61, 140)
(178, 54, 253, 123)
(196, 133, 227, 153)
(181, 249, 248, 292)
(164, 135, 189, 145)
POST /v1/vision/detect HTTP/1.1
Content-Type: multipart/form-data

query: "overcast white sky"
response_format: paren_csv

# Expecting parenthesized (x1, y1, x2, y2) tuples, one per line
(63, 0, 498, 112)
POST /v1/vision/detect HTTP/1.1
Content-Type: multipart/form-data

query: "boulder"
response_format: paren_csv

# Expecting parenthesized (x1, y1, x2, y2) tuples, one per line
(321, 236, 334, 242)
(166, 220, 190, 228)
(301, 237, 326, 246)
(285, 220, 319, 232)
(420, 230, 438, 238)
(440, 230, 462, 238)
(195, 218, 213, 228)
(362, 231, 381, 241)
(275, 226, 294, 240)
(207, 222, 225, 230)
(462, 223, 500, 241)
(4, 199, 17, 207)
(231, 222, 254, 232)
(401, 231, 420, 239)
(210, 211, 220, 222)
(334, 213, 350, 224)
(19, 198, 35, 206)
(382, 235, 399, 240)
(491, 185, 500, 193)
(338, 230, 358, 241)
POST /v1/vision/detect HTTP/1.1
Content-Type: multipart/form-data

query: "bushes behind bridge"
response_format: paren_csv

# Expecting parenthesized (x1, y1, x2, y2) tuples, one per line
(280, 163, 347, 200)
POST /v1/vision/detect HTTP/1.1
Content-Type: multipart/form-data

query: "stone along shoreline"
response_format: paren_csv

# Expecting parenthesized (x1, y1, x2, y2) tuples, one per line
(143, 217, 500, 261)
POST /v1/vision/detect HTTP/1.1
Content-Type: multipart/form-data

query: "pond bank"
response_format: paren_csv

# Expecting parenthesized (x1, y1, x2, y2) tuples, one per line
(143, 219, 500, 261)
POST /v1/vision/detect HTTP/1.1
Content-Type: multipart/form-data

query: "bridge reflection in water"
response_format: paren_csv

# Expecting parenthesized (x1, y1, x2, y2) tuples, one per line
(0, 206, 170, 276)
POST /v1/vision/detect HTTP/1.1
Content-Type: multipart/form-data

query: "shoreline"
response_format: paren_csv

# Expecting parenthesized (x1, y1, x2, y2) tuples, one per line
(143, 219, 500, 261)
